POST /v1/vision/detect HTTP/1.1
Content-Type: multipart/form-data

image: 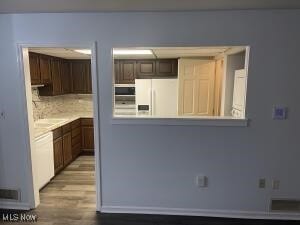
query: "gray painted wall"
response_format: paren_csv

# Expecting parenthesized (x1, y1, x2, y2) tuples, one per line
(0, 10, 300, 215)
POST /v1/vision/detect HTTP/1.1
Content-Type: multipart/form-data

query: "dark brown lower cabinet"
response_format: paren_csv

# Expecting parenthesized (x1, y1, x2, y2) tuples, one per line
(81, 118, 94, 154)
(53, 136, 64, 174)
(52, 118, 93, 175)
(71, 119, 82, 159)
(62, 132, 72, 166)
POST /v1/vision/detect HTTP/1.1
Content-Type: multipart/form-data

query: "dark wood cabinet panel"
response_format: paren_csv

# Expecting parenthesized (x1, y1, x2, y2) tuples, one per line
(118, 60, 135, 84)
(39, 57, 62, 96)
(53, 137, 64, 174)
(136, 60, 156, 78)
(155, 59, 178, 77)
(63, 132, 72, 166)
(70, 60, 92, 94)
(81, 127, 94, 151)
(85, 61, 92, 94)
(81, 118, 93, 126)
(51, 58, 62, 95)
(52, 118, 93, 175)
(62, 123, 71, 134)
(72, 142, 81, 159)
(39, 55, 52, 84)
(71, 119, 81, 159)
(29, 53, 92, 95)
(114, 59, 178, 83)
(81, 118, 94, 153)
(71, 127, 81, 138)
(29, 52, 41, 85)
(61, 60, 71, 94)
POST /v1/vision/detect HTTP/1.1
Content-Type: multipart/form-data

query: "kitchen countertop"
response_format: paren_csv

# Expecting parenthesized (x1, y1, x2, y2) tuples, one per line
(34, 111, 93, 138)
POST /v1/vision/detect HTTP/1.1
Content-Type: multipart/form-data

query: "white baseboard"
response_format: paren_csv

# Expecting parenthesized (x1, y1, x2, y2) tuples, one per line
(0, 201, 31, 210)
(101, 205, 300, 220)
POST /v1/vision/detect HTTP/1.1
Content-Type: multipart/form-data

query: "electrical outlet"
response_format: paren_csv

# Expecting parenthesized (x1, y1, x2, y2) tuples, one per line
(196, 175, 207, 188)
(259, 178, 266, 189)
(272, 180, 280, 190)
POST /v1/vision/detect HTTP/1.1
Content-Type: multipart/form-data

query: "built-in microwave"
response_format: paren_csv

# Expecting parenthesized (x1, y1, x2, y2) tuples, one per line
(114, 85, 135, 96)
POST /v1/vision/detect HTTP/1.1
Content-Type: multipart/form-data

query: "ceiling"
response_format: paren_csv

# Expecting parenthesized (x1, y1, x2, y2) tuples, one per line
(1, 0, 300, 13)
(113, 47, 243, 59)
(29, 48, 91, 59)
(29, 47, 244, 59)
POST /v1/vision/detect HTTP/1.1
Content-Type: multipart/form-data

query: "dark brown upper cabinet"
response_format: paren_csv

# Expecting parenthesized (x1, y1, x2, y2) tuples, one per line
(118, 60, 135, 84)
(39, 55, 52, 84)
(136, 60, 156, 78)
(29, 52, 41, 85)
(85, 61, 92, 94)
(29, 52, 92, 96)
(60, 60, 71, 94)
(39, 57, 62, 96)
(114, 59, 178, 83)
(71, 60, 92, 94)
(51, 58, 62, 95)
(29, 52, 52, 85)
(155, 59, 178, 77)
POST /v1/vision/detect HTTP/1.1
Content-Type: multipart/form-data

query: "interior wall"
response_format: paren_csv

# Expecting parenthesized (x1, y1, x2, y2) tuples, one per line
(0, 11, 300, 217)
(222, 51, 246, 116)
(0, 15, 32, 208)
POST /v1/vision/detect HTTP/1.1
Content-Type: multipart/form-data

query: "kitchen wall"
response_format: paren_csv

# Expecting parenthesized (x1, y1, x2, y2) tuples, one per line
(0, 11, 300, 218)
(31, 89, 93, 121)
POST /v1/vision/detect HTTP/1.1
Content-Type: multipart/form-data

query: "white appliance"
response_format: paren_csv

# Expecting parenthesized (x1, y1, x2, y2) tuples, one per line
(35, 132, 54, 189)
(135, 79, 178, 117)
(232, 69, 247, 118)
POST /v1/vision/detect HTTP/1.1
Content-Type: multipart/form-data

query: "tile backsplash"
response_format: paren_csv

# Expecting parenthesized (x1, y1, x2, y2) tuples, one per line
(32, 88, 93, 121)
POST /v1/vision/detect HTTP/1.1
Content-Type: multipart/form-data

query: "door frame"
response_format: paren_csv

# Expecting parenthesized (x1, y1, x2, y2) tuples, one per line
(16, 42, 102, 211)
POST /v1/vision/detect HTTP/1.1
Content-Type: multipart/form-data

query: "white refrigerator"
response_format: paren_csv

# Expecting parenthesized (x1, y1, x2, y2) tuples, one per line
(135, 79, 178, 117)
(232, 69, 247, 118)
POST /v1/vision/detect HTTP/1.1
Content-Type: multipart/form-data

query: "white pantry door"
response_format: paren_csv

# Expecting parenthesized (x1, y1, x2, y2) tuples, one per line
(178, 59, 215, 116)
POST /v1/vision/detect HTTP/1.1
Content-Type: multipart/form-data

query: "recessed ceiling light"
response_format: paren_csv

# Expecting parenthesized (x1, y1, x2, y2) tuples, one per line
(113, 49, 152, 55)
(74, 49, 91, 55)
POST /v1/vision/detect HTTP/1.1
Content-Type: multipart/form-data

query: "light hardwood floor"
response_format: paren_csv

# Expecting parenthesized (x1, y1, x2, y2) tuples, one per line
(30, 155, 98, 225)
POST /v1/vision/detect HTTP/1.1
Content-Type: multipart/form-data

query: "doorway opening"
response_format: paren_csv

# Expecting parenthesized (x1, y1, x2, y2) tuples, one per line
(19, 45, 101, 213)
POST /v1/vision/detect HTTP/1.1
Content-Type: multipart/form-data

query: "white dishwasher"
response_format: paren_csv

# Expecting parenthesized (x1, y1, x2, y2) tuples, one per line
(35, 132, 54, 189)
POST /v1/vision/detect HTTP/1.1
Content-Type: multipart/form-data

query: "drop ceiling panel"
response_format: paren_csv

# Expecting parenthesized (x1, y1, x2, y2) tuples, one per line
(152, 47, 229, 58)
(29, 48, 91, 59)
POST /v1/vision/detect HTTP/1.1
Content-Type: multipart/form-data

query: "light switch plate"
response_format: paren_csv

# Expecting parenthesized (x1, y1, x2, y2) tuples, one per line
(272, 106, 287, 120)
(259, 178, 266, 189)
(196, 175, 208, 188)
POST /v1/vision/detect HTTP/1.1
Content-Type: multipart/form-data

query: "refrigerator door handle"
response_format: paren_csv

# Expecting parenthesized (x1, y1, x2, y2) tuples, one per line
(148, 88, 152, 115)
(152, 89, 155, 116)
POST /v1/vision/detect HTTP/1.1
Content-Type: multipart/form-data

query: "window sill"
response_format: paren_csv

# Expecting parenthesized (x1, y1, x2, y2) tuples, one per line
(111, 116, 248, 127)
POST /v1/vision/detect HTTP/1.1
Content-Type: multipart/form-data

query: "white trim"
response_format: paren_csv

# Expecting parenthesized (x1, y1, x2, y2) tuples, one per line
(111, 117, 248, 127)
(90, 42, 102, 212)
(16, 42, 102, 212)
(16, 45, 39, 208)
(0, 201, 31, 210)
(101, 206, 300, 221)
